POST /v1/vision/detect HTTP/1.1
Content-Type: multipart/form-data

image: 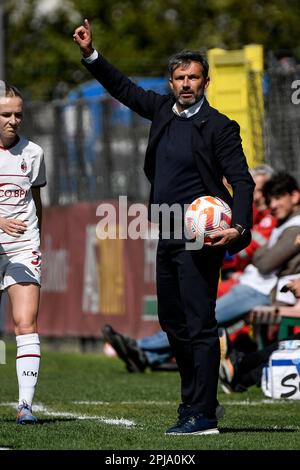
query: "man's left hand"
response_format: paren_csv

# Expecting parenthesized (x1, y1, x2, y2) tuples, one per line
(204, 228, 241, 247)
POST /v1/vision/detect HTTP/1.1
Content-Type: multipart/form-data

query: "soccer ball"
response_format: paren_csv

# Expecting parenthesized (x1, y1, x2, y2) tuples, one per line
(184, 196, 232, 247)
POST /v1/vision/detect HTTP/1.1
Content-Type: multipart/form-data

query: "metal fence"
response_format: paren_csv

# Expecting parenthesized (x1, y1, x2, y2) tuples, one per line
(22, 69, 300, 208)
(22, 95, 152, 207)
(264, 66, 300, 182)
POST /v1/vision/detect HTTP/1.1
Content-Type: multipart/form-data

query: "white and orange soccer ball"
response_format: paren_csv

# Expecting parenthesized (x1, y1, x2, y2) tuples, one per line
(185, 196, 232, 248)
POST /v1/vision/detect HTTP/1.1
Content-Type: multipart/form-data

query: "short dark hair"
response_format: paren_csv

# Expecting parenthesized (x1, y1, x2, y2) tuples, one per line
(262, 172, 299, 204)
(168, 50, 209, 78)
(0, 80, 22, 99)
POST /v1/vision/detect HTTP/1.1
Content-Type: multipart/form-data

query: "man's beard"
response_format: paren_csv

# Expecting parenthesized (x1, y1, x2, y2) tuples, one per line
(177, 94, 197, 108)
(176, 90, 203, 109)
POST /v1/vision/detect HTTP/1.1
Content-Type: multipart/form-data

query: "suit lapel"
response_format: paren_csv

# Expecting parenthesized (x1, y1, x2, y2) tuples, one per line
(150, 104, 174, 143)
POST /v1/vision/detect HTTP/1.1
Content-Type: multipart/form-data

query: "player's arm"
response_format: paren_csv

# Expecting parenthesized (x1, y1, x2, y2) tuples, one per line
(0, 216, 27, 237)
(32, 187, 42, 234)
(253, 227, 300, 274)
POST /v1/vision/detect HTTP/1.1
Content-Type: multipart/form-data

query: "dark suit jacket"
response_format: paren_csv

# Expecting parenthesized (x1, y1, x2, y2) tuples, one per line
(83, 55, 255, 254)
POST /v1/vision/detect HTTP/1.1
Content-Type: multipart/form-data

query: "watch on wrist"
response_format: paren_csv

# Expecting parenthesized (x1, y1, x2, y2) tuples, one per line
(232, 224, 247, 237)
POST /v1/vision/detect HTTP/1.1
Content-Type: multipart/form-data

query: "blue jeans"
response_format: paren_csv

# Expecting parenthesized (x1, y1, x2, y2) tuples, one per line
(137, 331, 172, 366)
(216, 284, 270, 326)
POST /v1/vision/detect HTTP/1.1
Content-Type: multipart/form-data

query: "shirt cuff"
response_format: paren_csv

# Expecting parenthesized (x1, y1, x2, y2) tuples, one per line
(83, 49, 99, 63)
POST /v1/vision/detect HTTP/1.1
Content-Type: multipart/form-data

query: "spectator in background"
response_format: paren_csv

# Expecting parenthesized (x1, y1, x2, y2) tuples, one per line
(252, 164, 275, 223)
(216, 172, 300, 326)
(286, 234, 300, 297)
(219, 241, 300, 394)
(220, 164, 276, 286)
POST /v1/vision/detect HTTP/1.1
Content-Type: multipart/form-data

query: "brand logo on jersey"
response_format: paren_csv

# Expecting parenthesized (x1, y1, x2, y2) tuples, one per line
(21, 158, 27, 173)
(0, 183, 28, 200)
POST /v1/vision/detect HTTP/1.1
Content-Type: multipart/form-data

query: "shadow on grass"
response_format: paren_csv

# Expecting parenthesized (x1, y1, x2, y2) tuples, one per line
(220, 427, 297, 433)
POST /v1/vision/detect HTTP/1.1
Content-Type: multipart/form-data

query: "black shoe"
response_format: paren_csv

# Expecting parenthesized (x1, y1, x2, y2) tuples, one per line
(165, 413, 219, 435)
(102, 325, 148, 373)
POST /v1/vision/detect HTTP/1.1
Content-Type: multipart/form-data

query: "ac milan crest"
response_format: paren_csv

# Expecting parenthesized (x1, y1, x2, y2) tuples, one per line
(21, 158, 27, 173)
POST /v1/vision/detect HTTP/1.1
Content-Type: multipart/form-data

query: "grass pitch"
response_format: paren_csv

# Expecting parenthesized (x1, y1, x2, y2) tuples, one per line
(0, 342, 300, 450)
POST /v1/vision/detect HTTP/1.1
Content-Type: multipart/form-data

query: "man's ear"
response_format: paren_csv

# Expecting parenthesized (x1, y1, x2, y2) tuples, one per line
(204, 76, 210, 90)
(169, 78, 174, 91)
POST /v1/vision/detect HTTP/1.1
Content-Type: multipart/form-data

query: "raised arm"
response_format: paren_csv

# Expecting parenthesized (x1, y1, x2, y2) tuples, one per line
(72, 19, 166, 121)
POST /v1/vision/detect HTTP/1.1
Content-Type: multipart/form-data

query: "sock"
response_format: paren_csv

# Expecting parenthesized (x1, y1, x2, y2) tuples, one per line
(16, 333, 41, 407)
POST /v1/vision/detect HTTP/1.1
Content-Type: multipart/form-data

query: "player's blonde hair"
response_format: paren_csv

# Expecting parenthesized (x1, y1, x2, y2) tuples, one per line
(0, 80, 22, 99)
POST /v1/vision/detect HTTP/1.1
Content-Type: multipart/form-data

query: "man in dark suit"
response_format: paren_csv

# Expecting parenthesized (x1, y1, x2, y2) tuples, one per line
(73, 20, 255, 435)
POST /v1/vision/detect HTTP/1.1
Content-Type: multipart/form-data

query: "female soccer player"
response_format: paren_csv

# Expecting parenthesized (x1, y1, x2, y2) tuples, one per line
(0, 81, 46, 424)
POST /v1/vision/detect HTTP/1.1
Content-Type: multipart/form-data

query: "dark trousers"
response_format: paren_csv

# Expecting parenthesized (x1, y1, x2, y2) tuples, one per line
(156, 238, 225, 416)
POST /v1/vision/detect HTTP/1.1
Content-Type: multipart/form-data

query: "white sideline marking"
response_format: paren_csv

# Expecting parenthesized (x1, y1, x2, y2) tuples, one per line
(73, 399, 295, 406)
(1, 399, 297, 409)
(224, 399, 296, 405)
(73, 400, 175, 405)
(0, 402, 135, 427)
(73, 401, 110, 405)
